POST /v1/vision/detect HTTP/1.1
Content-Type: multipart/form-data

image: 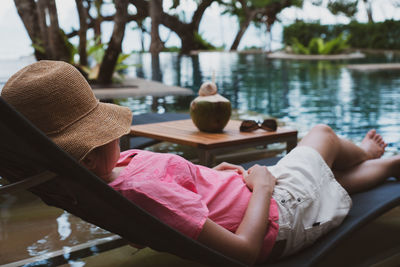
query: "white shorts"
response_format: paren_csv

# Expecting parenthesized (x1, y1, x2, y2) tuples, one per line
(268, 146, 352, 257)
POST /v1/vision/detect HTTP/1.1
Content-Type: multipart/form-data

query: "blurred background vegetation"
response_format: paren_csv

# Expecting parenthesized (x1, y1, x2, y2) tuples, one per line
(13, 0, 400, 84)
(283, 20, 400, 52)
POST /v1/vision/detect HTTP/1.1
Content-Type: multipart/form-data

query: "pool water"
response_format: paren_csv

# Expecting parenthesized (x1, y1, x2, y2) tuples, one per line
(1, 52, 400, 265)
(121, 52, 400, 154)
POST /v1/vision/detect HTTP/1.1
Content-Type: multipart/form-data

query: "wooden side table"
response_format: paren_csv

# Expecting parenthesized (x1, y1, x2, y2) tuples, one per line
(128, 119, 298, 166)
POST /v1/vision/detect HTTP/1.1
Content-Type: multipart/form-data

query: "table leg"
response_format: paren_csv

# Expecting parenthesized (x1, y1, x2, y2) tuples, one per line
(120, 135, 130, 151)
(198, 149, 214, 167)
(286, 137, 297, 153)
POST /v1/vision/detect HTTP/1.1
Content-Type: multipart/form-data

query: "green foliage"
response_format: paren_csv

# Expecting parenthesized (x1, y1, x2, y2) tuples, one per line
(60, 29, 75, 63)
(252, 0, 279, 8)
(283, 21, 337, 47)
(283, 20, 400, 50)
(242, 45, 263, 51)
(308, 37, 324, 54)
(112, 53, 134, 83)
(290, 34, 349, 55)
(249, 0, 302, 9)
(310, 0, 323, 5)
(290, 38, 309, 54)
(115, 53, 131, 72)
(163, 46, 181, 52)
(86, 37, 105, 64)
(222, 0, 303, 26)
(31, 41, 45, 54)
(65, 37, 133, 82)
(31, 30, 75, 62)
(171, 0, 180, 9)
(346, 20, 400, 49)
(327, 0, 358, 18)
(322, 34, 350, 54)
(214, 45, 226, 51)
(194, 32, 216, 50)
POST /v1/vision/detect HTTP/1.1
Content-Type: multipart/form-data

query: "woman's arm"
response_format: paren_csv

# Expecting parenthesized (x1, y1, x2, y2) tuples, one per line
(197, 165, 276, 265)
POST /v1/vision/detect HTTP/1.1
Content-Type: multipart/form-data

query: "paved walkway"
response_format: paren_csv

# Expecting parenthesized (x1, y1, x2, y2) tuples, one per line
(92, 78, 193, 99)
(347, 63, 400, 71)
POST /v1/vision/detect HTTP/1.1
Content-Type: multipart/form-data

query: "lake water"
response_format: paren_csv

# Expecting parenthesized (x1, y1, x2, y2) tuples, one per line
(1, 52, 400, 265)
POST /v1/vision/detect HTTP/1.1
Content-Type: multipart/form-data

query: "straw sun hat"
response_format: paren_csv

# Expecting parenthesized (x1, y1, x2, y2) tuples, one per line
(1, 60, 132, 161)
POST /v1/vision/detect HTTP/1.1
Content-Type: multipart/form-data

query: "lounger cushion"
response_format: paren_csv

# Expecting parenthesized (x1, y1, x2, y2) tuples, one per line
(242, 158, 400, 267)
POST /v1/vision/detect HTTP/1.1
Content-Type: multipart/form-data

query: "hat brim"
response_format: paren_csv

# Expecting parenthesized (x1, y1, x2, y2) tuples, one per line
(49, 102, 132, 161)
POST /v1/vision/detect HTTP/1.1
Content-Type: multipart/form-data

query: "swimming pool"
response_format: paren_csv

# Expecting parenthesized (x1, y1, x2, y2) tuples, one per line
(121, 52, 400, 154)
(1, 51, 400, 265)
(1, 52, 399, 153)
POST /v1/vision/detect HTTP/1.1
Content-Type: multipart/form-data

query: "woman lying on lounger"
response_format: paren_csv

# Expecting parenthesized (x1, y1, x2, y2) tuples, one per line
(2, 61, 399, 265)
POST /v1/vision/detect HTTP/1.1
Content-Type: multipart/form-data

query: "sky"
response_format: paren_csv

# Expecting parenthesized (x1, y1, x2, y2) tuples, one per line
(0, 0, 399, 60)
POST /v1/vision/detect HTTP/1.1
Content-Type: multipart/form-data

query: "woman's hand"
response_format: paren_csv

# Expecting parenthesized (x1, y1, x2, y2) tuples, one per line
(213, 162, 248, 177)
(245, 164, 276, 192)
(198, 164, 277, 264)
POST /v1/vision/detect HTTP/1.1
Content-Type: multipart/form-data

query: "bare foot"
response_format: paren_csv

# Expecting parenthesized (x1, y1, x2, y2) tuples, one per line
(360, 130, 387, 159)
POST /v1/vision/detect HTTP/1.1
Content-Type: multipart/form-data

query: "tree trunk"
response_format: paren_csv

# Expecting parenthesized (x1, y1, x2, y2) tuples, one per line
(94, 0, 103, 43)
(159, 0, 213, 54)
(140, 26, 145, 52)
(265, 8, 279, 53)
(266, 22, 272, 52)
(46, 0, 71, 61)
(36, 0, 51, 58)
(230, 11, 256, 51)
(151, 53, 162, 81)
(149, 0, 164, 54)
(191, 0, 214, 30)
(13, 0, 45, 60)
(180, 31, 196, 53)
(76, 0, 88, 66)
(363, 0, 373, 22)
(97, 0, 129, 84)
(130, 0, 213, 54)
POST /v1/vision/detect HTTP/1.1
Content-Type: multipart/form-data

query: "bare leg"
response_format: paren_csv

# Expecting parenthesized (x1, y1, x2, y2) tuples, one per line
(334, 155, 400, 194)
(298, 124, 394, 194)
(298, 124, 386, 171)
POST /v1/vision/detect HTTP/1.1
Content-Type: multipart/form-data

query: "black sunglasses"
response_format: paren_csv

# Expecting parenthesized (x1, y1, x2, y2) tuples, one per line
(239, 119, 278, 132)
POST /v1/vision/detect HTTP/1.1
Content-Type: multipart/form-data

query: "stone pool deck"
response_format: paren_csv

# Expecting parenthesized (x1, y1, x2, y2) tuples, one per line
(92, 77, 193, 100)
(347, 63, 400, 71)
(266, 51, 365, 60)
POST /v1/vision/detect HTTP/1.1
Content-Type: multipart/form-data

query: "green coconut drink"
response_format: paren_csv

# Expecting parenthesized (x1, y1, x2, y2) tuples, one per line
(190, 82, 231, 133)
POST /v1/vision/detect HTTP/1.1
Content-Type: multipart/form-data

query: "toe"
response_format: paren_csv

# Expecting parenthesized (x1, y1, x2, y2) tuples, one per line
(367, 129, 376, 138)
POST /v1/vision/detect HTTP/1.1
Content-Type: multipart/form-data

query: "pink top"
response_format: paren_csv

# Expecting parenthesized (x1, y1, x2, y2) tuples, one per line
(109, 150, 279, 261)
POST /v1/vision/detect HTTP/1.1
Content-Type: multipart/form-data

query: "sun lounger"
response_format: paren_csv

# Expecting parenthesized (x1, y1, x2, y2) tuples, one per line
(241, 159, 400, 266)
(0, 98, 399, 266)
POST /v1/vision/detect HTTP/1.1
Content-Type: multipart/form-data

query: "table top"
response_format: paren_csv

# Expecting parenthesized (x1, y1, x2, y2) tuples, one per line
(130, 119, 298, 149)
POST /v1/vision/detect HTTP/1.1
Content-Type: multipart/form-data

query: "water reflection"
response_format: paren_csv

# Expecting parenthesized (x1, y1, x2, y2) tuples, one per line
(1, 52, 400, 265)
(151, 53, 162, 82)
(0, 190, 112, 265)
(27, 236, 51, 257)
(57, 212, 72, 241)
(124, 52, 400, 153)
